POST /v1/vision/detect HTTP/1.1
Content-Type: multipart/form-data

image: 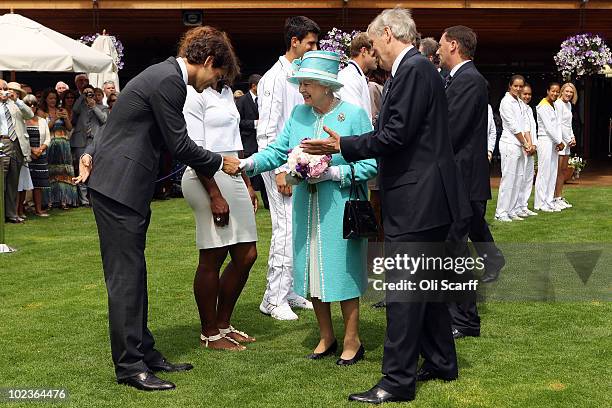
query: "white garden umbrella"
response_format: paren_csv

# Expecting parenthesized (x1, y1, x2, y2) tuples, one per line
(88, 33, 121, 92)
(0, 13, 113, 72)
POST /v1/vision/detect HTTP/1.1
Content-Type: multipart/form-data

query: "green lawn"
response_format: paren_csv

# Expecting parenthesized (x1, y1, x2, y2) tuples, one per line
(0, 187, 610, 407)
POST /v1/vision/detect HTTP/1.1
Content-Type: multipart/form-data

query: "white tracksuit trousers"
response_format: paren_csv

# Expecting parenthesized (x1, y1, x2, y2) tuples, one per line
(534, 137, 559, 209)
(517, 152, 535, 211)
(261, 170, 294, 307)
(496, 141, 525, 217)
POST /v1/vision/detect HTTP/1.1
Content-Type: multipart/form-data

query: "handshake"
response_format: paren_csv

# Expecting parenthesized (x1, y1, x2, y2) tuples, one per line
(222, 156, 243, 176)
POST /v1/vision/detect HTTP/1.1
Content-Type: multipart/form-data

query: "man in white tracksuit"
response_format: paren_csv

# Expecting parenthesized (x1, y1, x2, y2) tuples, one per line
(256, 16, 320, 320)
(336, 32, 378, 120)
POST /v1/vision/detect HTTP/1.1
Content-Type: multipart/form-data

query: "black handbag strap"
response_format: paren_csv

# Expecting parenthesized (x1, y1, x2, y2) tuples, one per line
(348, 164, 367, 201)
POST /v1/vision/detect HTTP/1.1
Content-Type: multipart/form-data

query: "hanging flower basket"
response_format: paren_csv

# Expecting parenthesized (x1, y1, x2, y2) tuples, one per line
(319, 27, 359, 69)
(554, 33, 612, 81)
(78, 33, 125, 71)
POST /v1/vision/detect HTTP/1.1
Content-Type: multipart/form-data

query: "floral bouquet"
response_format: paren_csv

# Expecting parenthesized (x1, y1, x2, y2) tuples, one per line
(79, 33, 126, 70)
(568, 155, 586, 179)
(554, 34, 612, 80)
(286, 142, 332, 185)
(319, 27, 360, 68)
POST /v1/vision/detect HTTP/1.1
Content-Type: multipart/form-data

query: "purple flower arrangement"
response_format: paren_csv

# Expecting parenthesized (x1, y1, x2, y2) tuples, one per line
(78, 33, 125, 71)
(554, 34, 611, 80)
(319, 27, 359, 68)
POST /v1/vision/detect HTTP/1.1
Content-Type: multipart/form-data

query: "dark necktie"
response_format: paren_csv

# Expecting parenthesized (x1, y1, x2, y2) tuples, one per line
(3, 102, 17, 141)
(382, 76, 393, 104)
(445, 74, 453, 89)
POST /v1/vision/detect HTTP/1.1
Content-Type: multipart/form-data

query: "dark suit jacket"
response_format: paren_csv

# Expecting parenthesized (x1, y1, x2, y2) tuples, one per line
(445, 61, 491, 201)
(236, 92, 259, 157)
(340, 47, 471, 236)
(86, 57, 222, 216)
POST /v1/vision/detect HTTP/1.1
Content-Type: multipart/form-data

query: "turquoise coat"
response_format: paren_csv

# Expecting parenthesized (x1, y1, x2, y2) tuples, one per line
(249, 101, 377, 302)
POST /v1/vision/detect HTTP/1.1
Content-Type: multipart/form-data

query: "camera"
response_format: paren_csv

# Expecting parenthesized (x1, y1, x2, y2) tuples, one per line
(57, 99, 63, 109)
(85, 92, 94, 99)
(0, 90, 11, 97)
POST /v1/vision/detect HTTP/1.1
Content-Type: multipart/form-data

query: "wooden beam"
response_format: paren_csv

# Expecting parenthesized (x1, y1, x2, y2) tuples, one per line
(1, 0, 611, 9)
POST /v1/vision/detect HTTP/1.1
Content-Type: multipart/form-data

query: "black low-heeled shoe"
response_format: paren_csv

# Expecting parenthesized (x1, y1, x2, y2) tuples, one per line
(306, 339, 338, 360)
(336, 344, 365, 366)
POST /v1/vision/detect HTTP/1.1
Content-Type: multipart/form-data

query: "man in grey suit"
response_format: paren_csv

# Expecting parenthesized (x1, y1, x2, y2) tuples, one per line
(75, 26, 241, 391)
(71, 84, 108, 206)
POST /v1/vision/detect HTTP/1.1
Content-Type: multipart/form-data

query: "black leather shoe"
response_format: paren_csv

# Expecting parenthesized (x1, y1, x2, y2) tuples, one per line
(452, 328, 466, 339)
(148, 358, 194, 373)
(416, 367, 457, 382)
(118, 372, 176, 391)
(481, 267, 501, 283)
(337, 344, 365, 366)
(306, 339, 337, 360)
(348, 385, 412, 404)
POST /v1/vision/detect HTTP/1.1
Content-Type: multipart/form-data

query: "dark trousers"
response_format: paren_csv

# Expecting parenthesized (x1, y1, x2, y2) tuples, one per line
(446, 200, 504, 336)
(90, 190, 163, 380)
(1, 137, 23, 219)
(378, 225, 458, 400)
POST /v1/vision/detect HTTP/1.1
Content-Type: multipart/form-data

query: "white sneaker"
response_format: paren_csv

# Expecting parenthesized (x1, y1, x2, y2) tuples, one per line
(551, 199, 566, 211)
(560, 197, 573, 208)
(287, 294, 313, 310)
(509, 213, 524, 221)
(538, 204, 555, 213)
(523, 209, 538, 216)
(270, 303, 298, 321)
(516, 210, 531, 218)
(494, 214, 513, 222)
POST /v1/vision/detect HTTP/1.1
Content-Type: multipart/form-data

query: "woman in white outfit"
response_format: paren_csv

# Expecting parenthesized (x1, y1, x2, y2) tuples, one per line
(182, 83, 258, 351)
(516, 83, 538, 216)
(535, 82, 565, 212)
(553, 82, 578, 209)
(495, 75, 533, 222)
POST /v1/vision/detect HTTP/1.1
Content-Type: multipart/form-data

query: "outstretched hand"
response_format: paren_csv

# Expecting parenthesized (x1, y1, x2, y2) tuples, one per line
(73, 154, 92, 184)
(222, 156, 241, 176)
(300, 126, 341, 155)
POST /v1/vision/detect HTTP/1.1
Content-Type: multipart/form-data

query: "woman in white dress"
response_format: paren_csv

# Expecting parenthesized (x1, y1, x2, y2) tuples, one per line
(553, 82, 578, 209)
(495, 75, 533, 222)
(535, 82, 564, 212)
(182, 82, 258, 351)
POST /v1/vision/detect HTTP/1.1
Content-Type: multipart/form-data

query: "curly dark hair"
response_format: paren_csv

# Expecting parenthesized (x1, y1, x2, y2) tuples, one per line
(178, 26, 240, 83)
(39, 88, 59, 113)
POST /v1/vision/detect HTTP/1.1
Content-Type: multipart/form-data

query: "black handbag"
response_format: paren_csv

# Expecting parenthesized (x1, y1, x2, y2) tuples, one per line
(343, 165, 379, 239)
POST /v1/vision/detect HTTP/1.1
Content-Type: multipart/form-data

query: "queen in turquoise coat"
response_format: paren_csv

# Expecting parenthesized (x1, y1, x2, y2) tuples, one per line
(243, 50, 377, 364)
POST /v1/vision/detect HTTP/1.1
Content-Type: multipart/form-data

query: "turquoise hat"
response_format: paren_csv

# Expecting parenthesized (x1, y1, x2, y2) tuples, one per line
(288, 50, 344, 89)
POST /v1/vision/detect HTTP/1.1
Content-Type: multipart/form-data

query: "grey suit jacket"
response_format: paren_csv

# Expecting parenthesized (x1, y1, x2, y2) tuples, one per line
(86, 57, 222, 216)
(71, 97, 108, 148)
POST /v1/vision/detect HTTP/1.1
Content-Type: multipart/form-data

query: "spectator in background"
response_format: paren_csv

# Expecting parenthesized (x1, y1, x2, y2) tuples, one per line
(71, 84, 108, 206)
(20, 84, 33, 95)
(553, 82, 578, 209)
(236, 74, 268, 209)
(74, 74, 89, 95)
(94, 88, 105, 106)
(102, 80, 116, 106)
(38, 88, 78, 210)
(55, 81, 70, 97)
(233, 89, 244, 103)
(62, 90, 78, 113)
(419, 37, 441, 71)
(107, 93, 118, 111)
(1, 80, 34, 223)
(23, 94, 51, 217)
(517, 83, 538, 216)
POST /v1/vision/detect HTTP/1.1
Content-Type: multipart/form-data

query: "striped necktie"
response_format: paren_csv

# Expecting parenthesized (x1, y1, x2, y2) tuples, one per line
(3, 102, 17, 141)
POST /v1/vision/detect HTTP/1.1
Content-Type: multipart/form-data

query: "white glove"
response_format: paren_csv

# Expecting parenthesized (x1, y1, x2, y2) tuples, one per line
(239, 157, 254, 171)
(307, 166, 341, 184)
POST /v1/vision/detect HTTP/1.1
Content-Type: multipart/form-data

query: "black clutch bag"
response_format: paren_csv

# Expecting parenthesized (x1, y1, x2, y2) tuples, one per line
(343, 165, 379, 239)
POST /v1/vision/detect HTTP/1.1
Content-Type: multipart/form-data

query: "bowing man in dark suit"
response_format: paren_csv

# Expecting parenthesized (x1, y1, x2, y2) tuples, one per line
(438, 26, 505, 339)
(236, 74, 268, 209)
(74, 27, 242, 391)
(301, 8, 471, 404)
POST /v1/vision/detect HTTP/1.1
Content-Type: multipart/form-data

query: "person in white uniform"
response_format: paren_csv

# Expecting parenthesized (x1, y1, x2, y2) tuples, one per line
(336, 32, 378, 120)
(553, 82, 578, 210)
(535, 82, 564, 212)
(517, 83, 539, 216)
(182, 83, 259, 351)
(256, 16, 320, 320)
(495, 75, 533, 222)
(486, 103, 497, 162)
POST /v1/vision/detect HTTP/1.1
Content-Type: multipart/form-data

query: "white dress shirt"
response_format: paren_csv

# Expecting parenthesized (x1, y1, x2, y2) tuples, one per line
(487, 104, 497, 154)
(337, 61, 372, 119)
(449, 60, 471, 78)
(391, 45, 414, 77)
(176, 57, 189, 85)
(183, 85, 243, 153)
(499, 92, 529, 146)
(526, 105, 537, 146)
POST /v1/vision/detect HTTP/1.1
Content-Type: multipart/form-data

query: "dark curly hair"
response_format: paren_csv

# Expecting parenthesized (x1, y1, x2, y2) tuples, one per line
(178, 26, 240, 83)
